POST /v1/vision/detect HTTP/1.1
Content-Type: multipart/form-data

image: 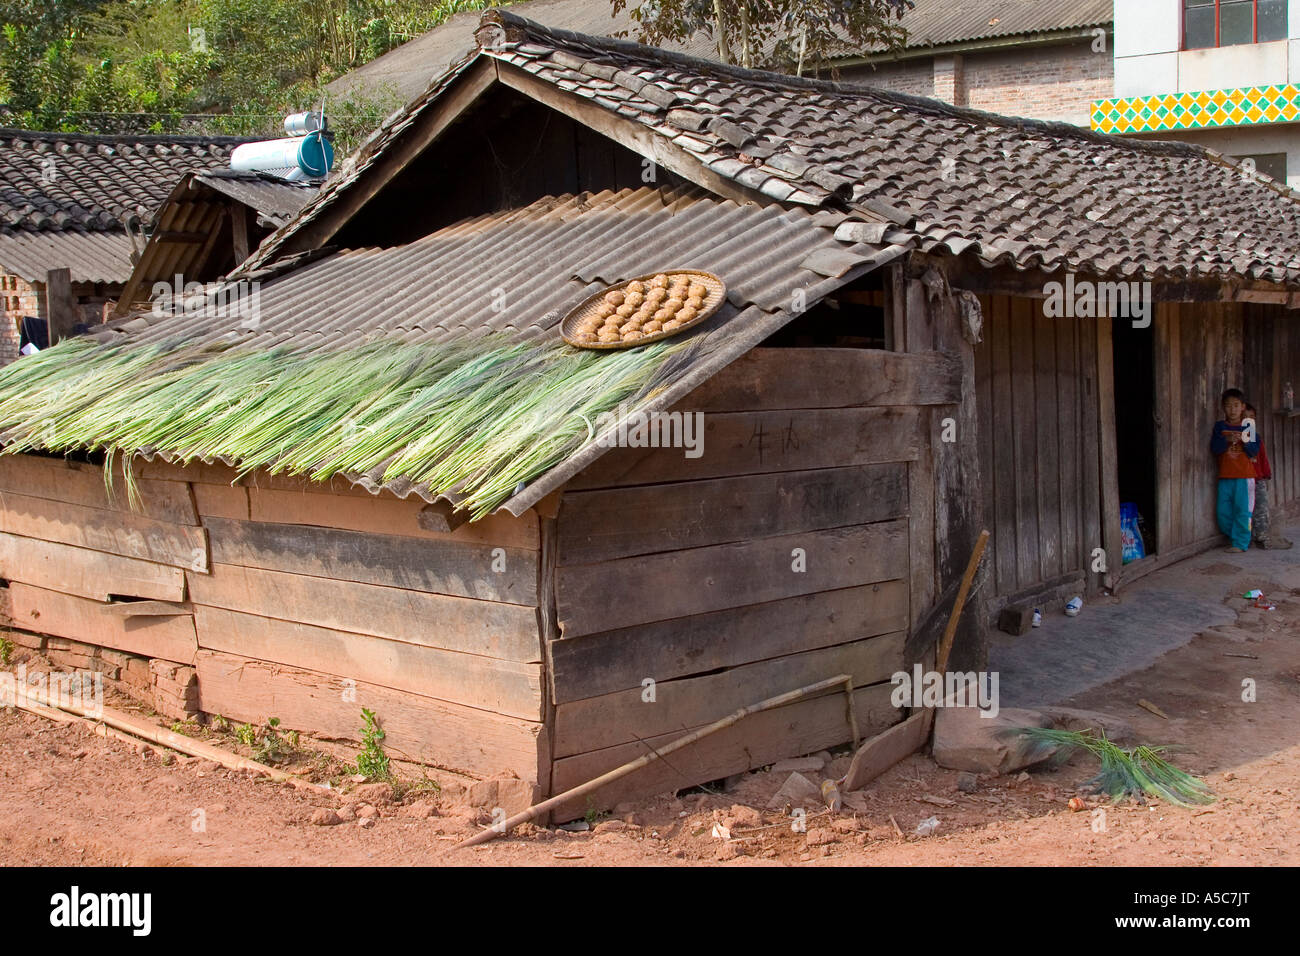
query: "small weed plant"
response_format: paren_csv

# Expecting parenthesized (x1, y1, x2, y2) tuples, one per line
(352, 708, 390, 780)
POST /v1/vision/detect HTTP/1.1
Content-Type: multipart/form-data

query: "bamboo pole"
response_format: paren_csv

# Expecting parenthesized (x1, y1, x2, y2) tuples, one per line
(17, 692, 188, 751)
(837, 529, 991, 792)
(14, 691, 331, 793)
(934, 529, 990, 675)
(453, 673, 854, 850)
(841, 674, 860, 750)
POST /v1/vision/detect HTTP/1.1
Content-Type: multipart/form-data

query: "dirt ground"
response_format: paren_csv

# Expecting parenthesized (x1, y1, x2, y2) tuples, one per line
(2, 573, 1298, 867)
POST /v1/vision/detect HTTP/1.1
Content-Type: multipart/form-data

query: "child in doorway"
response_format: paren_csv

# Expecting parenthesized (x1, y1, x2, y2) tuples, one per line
(1211, 388, 1260, 553)
(1246, 403, 1293, 550)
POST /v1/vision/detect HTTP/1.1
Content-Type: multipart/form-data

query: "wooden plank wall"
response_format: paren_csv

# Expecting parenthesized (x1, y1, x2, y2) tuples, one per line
(168, 462, 550, 782)
(1153, 301, 1244, 552)
(0, 454, 550, 783)
(1242, 303, 1300, 512)
(970, 294, 1251, 599)
(547, 347, 959, 816)
(971, 294, 1100, 607)
(0, 455, 202, 662)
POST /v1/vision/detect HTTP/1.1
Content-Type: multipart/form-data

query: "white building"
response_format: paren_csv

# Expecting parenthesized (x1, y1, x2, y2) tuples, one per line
(1099, 0, 1300, 187)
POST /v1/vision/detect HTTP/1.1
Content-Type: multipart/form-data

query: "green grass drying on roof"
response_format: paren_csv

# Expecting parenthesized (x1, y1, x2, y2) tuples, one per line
(0, 334, 697, 519)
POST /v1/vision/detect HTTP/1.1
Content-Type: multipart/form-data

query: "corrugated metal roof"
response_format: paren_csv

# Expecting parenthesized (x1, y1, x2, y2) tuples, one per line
(0, 230, 136, 284)
(77, 184, 900, 514)
(327, 0, 1113, 103)
(880, 0, 1112, 51)
(111, 170, 321, 312)
(191, 171, 318, 227)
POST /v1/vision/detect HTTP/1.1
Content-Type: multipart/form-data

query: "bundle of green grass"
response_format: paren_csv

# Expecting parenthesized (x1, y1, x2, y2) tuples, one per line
(0, 334, 696, 520)
(1012, 727, 1214, 807)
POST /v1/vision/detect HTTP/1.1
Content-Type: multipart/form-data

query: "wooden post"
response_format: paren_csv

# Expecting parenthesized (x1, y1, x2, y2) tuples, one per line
(1097, 316, 1122, 590)
(906, 262, 989, 670)
(45, 268, 76, 345)
(231, 203, 250, 263)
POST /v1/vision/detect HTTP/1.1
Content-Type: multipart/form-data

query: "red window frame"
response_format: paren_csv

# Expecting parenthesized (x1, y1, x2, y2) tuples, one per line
(1182, 0, 1275, 49)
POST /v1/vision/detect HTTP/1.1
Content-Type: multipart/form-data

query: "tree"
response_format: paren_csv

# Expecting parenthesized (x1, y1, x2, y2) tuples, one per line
(612, 0, 913, 75)
(0, 0, 484, 136)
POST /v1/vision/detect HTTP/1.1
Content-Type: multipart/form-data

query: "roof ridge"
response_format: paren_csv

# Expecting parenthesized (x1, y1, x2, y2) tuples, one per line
(0, 127, 254, 146)
(478, 8, 1221, 163)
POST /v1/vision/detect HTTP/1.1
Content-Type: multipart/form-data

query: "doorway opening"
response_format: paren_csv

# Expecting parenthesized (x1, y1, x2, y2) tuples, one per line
(1112, 321, 1158, 557)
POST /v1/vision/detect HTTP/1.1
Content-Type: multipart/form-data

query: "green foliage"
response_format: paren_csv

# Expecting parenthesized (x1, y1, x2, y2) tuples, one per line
(234, 716, 298, 763)
(1009, 727, 1215, 808)
(314, 81, 403, 156)
(583, 797, 608, 826)
(210, 713, 229, 732)
(352, 707, 390, 780)
(0, 0, 498, 140)
(0, 634, 13, 666)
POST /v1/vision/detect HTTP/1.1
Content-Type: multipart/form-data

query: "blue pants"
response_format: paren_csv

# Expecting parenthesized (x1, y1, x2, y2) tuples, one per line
(1217, 478, 1255, 550)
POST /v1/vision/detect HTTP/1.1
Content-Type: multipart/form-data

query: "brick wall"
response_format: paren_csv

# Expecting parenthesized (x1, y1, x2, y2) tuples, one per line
(0, 274, 34, 365)
(4, 624, 200, 721)
(964, 42, 1112, 124)
(844, 39, 1114, 125)
(847, 58, 935, 99)
(0, 273, 117, 363)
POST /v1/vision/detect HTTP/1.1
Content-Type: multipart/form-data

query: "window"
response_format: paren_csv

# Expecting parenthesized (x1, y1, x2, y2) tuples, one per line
(1184, 0, 1288, 49)
(1233, 152, 1288, 182)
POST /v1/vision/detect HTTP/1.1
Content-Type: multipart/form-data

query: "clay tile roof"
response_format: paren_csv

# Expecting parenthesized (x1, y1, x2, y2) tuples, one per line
(255, 10, 1300, 289)
(0, 129, 249, 234)
(472, 10, 1300, 287)
(0, 129, 251, 282)
(327, 0, 1115, 104)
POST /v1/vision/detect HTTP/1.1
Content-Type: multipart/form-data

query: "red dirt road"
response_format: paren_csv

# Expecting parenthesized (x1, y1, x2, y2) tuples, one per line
(2, 585, 1298, 867)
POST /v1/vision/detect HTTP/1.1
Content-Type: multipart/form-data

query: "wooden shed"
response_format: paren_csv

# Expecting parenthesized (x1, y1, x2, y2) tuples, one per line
(1, 10, 1298, 816)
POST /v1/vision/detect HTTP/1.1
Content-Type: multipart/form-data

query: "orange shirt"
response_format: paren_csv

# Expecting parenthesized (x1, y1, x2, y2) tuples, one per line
(1214, 422, 1259, 478)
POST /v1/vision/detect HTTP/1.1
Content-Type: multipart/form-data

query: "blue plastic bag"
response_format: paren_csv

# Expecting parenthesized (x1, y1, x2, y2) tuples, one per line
(1120, 502, 1146, 564)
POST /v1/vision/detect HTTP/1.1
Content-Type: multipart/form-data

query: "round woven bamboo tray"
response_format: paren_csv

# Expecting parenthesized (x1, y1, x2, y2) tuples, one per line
(560, 270, 727, 350)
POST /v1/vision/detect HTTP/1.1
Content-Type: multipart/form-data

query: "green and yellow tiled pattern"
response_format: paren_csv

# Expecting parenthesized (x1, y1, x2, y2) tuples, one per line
(1092, 84, 1300, 134)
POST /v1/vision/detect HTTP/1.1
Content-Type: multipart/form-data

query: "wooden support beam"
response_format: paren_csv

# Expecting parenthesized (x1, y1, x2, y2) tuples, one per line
(231, 203, 250, 263)
(1096, 316, 1122, 590)
(418, 500, 471, 534)
(941, 256, 1300, 308)
(189, 206, 229, 280)
(840, 709, 933, 792)
(44, 268, 76, 344)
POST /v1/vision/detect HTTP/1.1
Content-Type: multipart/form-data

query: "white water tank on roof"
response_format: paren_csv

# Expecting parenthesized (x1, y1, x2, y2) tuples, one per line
(284, 111, 325, 135)
(230, 134, 333, 180)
